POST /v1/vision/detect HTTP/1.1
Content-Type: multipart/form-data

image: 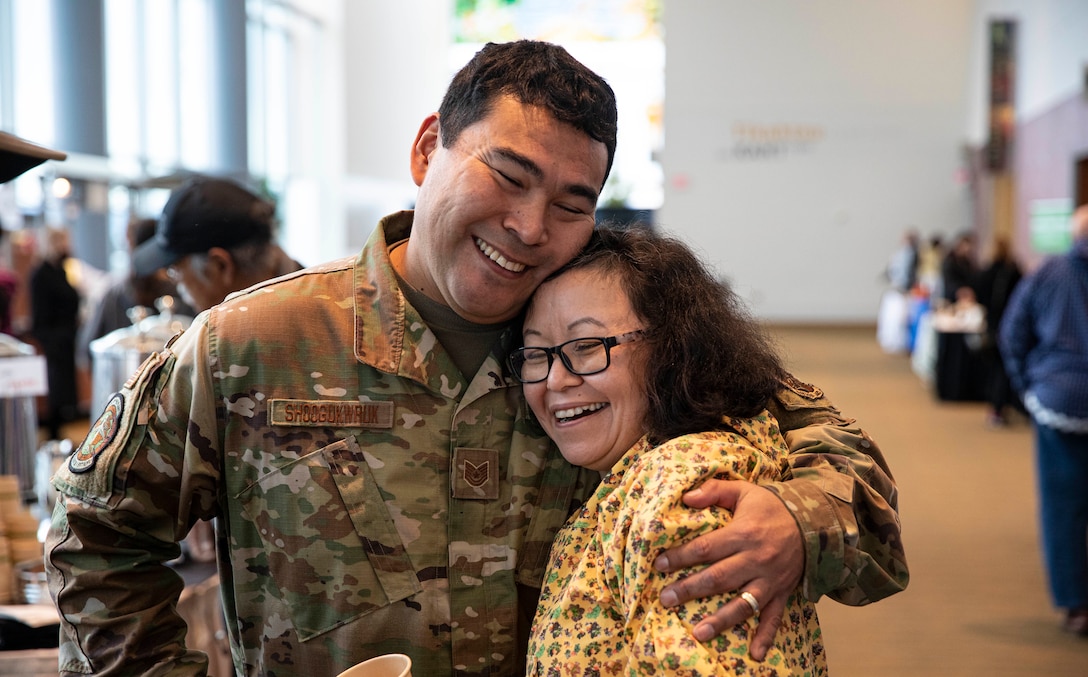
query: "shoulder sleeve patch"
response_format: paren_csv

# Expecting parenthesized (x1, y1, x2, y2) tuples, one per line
(782, 374, 824, 401)
(53, 349, 170, 506)
(69, 392, 125, 473)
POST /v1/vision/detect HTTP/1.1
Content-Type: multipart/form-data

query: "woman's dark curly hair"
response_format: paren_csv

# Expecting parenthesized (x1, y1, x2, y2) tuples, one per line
(545, 225, 786, 444)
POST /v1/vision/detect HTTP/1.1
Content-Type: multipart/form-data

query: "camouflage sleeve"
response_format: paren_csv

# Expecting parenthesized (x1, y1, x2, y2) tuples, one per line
(762, 375, 909, 605)
(44, 322, 219, 676)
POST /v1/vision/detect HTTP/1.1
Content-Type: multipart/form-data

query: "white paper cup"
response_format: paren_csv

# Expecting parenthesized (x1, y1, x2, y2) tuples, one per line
(336, 653, 413, 677)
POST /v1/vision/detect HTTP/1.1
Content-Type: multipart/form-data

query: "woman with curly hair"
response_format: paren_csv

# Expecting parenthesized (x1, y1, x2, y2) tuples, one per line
(513, 225, 825, 675)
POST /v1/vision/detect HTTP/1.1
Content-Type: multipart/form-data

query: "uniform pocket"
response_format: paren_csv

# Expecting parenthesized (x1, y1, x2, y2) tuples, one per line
(237, 435, 422, 640)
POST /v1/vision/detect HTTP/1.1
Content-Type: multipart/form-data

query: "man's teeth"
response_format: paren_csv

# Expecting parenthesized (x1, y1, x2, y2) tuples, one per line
(476, 238, 526, 273)
(556, 403, 605, 422)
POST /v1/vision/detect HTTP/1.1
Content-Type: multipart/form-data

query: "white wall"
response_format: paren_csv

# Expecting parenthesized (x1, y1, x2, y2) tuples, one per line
(659, 0, 974, 322)
(278, 0, 349, 269)
(340, 0, 451, 254)
(331, 1, 1088, 322)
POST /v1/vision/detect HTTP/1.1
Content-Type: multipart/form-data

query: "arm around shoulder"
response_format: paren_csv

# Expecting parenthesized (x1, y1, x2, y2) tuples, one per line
(763, 376, 909, 605)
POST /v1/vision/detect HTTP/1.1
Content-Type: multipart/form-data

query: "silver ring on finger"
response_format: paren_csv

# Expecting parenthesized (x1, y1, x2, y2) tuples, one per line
(739, 590, 760, 615)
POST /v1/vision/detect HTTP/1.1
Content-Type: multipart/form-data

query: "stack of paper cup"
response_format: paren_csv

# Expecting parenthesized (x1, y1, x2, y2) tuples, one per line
(0, 475, 18, 603)
(0, 525, 10, 604)
(7, 509, 43, 562)
(0, 474, 46, 603)
(0, 475, 20, 516)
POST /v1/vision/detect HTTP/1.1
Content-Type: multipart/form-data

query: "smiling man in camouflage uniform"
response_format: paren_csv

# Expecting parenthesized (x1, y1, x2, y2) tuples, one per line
(45, 41, 907, 676)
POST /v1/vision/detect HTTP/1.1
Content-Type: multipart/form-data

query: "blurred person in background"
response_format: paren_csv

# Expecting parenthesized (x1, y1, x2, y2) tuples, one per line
(878, 228, 920, 354)
(130, 176, 302, 313)
(940, 231, 978, 306)
(0, 224, 17, 335)
(77, 217, 195, 366)
(29, 226, 81, 440)
(0, 131, 67, 336)
(130, 180, 301, 568)
(886, 228, 920, 294)
(999, 205, 1088, 637)
(916, 234, 945, 301)
(977, 235, 1022, 426)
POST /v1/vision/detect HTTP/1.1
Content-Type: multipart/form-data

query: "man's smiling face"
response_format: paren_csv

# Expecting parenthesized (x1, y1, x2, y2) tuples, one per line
(400, 95, 609, 325)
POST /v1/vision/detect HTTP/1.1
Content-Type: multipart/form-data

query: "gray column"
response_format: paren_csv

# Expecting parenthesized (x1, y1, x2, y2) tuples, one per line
(211, 0, 248, 176)
(52, 0, 109, 271)
(52, 0, 106, 156)
(0, 0, 14, 127)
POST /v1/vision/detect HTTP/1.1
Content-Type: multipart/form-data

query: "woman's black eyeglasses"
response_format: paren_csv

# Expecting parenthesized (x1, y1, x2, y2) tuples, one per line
(507, 330, 645, 384)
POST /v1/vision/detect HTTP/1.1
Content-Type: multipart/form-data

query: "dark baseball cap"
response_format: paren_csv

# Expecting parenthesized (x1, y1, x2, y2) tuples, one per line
(132, 177, 275, 276)
(0, 131, 67, 183)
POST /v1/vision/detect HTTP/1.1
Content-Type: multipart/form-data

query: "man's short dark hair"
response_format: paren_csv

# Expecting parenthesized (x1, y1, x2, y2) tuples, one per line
(438, 40, 619, 186)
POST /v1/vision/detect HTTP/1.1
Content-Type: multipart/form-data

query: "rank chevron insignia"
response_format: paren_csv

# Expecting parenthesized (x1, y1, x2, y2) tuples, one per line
(463, 459, 490, 487)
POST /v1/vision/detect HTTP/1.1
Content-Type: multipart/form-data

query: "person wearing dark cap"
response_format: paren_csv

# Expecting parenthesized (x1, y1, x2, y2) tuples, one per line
(131, 176, 302, 311)
(76, 217, 197, 368)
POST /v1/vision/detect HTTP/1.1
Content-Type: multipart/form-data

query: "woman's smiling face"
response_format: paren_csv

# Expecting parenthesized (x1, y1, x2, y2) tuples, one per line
(521, 266, 649, 473)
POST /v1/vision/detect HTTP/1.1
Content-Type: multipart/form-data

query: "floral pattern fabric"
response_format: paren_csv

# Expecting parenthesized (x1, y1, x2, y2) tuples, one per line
(527, 412, 827, 676)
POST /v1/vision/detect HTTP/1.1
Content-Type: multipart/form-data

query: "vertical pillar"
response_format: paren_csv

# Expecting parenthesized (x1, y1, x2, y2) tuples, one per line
(0, 0, 14, 128)
(211, 0, 248, 176)
(986, 19, 1016, 243)
(51, 0, 109, 271)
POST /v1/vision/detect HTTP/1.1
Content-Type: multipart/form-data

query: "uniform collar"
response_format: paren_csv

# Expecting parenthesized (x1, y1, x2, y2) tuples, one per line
(352, 211, 519, 392)
(353, 210, 416, 373)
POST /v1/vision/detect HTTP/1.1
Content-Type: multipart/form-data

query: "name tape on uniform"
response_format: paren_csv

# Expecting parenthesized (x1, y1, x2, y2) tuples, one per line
(270, 399, 394, 428)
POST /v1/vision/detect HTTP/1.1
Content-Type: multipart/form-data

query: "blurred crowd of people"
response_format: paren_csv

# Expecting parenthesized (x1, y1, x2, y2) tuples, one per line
(1, 222, 111, 439)
(877, 227, 1024, 426)
(878, 210, 1088, 637)
(0, 176, 300, 445)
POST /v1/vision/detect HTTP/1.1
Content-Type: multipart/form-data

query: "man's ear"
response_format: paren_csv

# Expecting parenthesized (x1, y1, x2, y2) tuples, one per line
(205, 247, 235, 285)
(409, 113, 441, 187)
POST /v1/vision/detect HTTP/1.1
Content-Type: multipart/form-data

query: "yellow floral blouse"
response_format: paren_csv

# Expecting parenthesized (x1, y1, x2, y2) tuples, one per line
(527, 412, 827, 676)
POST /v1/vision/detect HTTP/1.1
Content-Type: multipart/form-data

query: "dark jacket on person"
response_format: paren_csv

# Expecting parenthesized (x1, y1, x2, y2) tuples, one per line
(30, 256, 81, 420)
(999, 238, 1088, 421)
(941, 250, 977, 304)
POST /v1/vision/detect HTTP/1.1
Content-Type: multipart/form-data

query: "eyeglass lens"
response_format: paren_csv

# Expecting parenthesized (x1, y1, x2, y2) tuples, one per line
(513, 338, 610, 383)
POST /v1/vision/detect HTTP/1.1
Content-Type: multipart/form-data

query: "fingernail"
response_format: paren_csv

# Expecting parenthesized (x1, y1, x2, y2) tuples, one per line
(660, 589, 678, 607)
(654, 554, 670, 572)
(693, 623, 714, 642)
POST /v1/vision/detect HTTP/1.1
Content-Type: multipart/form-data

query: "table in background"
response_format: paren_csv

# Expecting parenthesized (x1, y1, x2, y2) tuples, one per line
(934, 330, 990, 402)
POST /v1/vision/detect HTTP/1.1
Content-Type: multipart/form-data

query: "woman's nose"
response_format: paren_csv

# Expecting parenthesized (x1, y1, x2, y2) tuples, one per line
(545, 354, 582, 389)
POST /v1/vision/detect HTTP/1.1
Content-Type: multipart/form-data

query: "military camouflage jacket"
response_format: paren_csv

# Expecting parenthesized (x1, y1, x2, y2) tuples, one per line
(47, 212, 597, 676)
(46, 212, 907, 677)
